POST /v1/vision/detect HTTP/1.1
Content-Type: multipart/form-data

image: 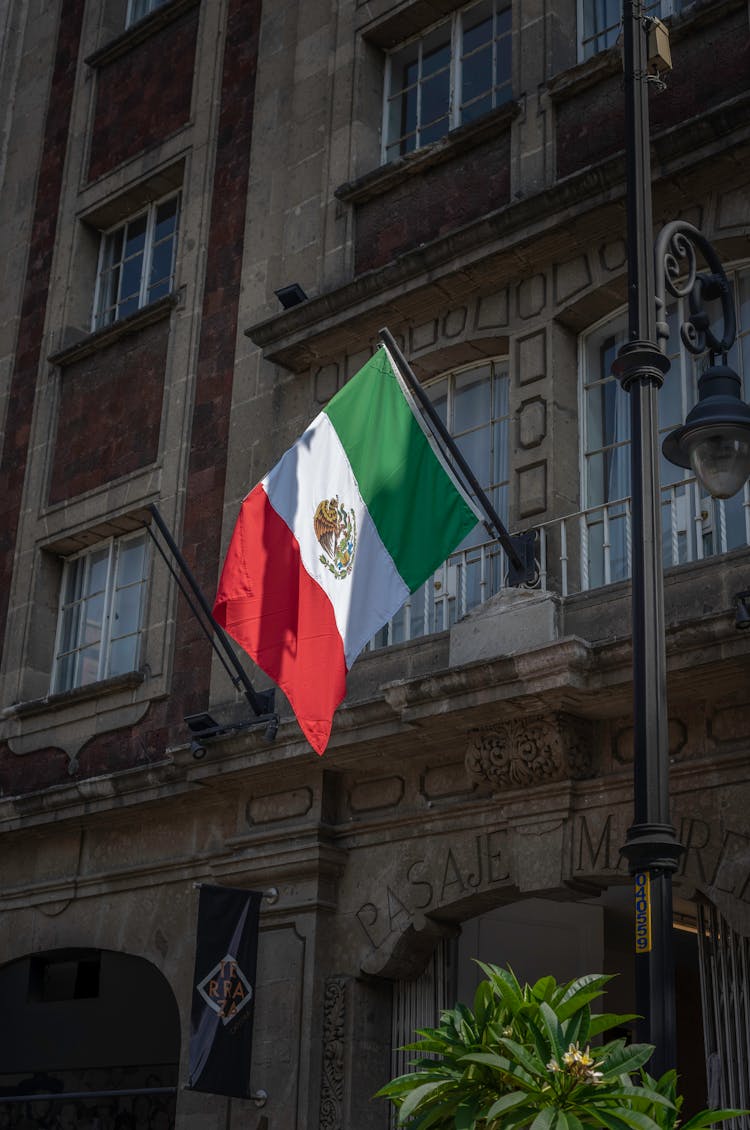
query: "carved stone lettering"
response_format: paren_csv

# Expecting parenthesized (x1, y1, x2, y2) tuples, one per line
(354, 830, 512, 950)
(466, 713, 593, 790)
(574, 813, 627, 875)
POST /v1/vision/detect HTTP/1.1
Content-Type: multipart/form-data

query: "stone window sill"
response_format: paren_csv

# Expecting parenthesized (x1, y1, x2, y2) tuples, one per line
(549, 0, 744, 103)
(4, 670, 147, 722)
(335, 101, 519, 206)
(85, 0, 200, 69)
(49, 293, 178, 369)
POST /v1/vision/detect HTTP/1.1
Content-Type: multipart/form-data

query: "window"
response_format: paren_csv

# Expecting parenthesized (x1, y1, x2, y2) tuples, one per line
(126, 0, 170, 27)
(581, 264, 750, 585)
(92, 194, 179, 331)
(371, 358, 510, 646)
(383, 0, 512, 162)
(579, 0, 684, 61)
(52, 532, 149, 693)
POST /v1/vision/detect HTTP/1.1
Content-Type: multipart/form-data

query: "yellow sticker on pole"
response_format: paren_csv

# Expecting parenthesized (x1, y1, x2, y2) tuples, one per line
(634, 871, 652, 953)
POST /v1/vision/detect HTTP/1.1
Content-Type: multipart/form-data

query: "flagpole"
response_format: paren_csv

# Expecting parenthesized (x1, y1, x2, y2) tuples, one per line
(147, 504, 275, 718)
(378, 328, 535, 585)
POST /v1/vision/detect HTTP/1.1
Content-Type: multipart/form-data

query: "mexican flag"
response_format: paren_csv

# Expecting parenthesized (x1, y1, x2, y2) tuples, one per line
(213, 346, 480, 754)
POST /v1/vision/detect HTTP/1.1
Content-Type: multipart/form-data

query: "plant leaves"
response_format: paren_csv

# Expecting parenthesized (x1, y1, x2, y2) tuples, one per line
(539, 1000, 566, 1062)
(599, 1044, 655, 1079)
(589, 1014, 639, 1038)
(484, 1091, 535, 1119)
(680, 1111, 750, 1130)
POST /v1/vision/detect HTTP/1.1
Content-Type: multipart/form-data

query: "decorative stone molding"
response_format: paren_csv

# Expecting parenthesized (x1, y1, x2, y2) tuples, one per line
(466, 713, 593, 790)
(319, 977, 346, 1130)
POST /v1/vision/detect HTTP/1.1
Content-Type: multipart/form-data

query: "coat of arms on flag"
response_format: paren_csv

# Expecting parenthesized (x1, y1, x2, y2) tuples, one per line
(213, 343, 481, 755)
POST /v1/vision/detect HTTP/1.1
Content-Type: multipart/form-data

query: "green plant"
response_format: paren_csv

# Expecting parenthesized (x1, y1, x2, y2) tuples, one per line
(376, 964, 744, 1130)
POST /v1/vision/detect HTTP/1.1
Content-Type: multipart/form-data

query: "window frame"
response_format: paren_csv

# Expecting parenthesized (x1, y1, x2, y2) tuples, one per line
(381, 0, 513, 164)
(51, 531, 150, 695)
(578, 262, 750, 583)
(91, 192, 180, 332)
(577, 0, 684, 62)
(125, 0, 170, 28)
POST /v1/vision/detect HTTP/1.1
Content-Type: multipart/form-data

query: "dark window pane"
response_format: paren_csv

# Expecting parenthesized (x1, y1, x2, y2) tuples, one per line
(420, 115, 450, 145)
(496, 36, 512, 87)
(120, 253, 144, 303)
(117, 294, 140, 320)
(154, 197, 178, 241)
(149, 240, 174, 293)
(421, 28, 451, 76)
(462, 45, 492, 103)
(124, 215, 147, 257)
(461, 94, 491, 124)
(420, 70, 450, 130)
(463, 13, 492, 54)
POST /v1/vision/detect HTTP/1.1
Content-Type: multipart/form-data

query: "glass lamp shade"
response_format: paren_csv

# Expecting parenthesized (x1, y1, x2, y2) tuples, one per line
(662, 363, 750, 500)
(683, 426, 750, 500)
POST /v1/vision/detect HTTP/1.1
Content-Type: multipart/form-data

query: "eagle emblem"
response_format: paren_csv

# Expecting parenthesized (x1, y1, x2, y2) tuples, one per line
(314, 496, 356, 579)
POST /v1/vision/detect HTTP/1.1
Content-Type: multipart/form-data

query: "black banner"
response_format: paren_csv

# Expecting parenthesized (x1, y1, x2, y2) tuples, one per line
(187, 884, 262, 1099)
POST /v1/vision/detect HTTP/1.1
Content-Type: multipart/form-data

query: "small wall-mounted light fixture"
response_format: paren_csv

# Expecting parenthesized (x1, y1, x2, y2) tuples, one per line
(274, 283, 308, 309)
(734, 589, 750, 630)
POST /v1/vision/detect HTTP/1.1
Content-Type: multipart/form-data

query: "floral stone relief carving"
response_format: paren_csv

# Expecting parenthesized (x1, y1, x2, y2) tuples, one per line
(465, 713, 594, 790)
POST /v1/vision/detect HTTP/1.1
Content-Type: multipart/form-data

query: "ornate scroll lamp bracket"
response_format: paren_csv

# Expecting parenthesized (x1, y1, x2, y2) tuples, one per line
(654, 220, 737, 360)
(657, 221, 750, 499)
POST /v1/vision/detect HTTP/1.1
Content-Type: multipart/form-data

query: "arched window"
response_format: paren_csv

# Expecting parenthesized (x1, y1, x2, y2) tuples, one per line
(370, 356, 510, 647)
(580, 263, 750, 587)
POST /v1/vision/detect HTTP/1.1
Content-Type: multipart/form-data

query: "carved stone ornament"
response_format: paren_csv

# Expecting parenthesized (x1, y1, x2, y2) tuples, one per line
(319, 977, 346, 1130)
(466, 713, 593, 790)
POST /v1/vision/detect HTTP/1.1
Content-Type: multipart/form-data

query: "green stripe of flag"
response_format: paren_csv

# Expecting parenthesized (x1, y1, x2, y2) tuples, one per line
(323, 348, 478, 593)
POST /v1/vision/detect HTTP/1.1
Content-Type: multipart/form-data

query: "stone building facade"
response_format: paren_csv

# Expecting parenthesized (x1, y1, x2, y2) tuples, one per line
(0, 0, 749, 1127)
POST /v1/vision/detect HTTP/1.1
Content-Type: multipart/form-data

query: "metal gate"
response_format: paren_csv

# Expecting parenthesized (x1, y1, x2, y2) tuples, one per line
(697, 899, 750, 1127)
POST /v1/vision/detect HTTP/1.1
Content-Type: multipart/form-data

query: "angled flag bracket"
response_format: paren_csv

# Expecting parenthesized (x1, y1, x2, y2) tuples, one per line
(146, 504, 278, 746)
(378, 329, 538, 586)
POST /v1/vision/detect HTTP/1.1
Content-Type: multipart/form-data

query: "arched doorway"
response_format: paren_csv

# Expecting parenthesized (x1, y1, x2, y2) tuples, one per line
(391, 890, 708, 1116)
(0, 948, 180, 1128)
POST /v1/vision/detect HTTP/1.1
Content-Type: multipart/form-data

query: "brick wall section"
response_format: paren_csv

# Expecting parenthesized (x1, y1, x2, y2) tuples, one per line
(87, 5, 198, 182)
(48, 320, 168, 503)
(0, 0, 85, 661)
(166, 0, 262, 724)
(0, 0, 261, 796)
(556, 6, 749, 180)
(354, 131, 512, 274)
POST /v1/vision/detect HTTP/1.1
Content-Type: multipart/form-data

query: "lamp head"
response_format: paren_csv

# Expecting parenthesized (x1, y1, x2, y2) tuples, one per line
(662, 363, 750, 498)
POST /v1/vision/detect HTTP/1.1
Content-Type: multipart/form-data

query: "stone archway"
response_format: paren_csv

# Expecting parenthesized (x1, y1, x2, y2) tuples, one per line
(0, 948, 181, 1127)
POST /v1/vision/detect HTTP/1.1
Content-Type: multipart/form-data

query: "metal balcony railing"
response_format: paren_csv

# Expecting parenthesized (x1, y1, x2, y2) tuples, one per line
(367, 477, 750, 650)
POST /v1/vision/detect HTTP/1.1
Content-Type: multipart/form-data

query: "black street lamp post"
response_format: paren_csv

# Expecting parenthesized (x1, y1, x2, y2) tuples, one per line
(614, 0, 750, 1078)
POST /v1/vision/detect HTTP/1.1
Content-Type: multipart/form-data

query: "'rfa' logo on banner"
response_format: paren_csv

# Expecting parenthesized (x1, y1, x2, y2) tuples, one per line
(187, 885, 262, 1099)
(197, 953, 253, 1024)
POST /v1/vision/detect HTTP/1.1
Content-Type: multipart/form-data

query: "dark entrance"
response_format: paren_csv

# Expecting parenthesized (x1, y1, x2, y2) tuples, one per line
(0, 948, 180, 1129)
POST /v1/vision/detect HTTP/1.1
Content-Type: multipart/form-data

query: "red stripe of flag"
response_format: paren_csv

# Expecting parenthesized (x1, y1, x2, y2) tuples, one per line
(213, 484, 347, 754)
